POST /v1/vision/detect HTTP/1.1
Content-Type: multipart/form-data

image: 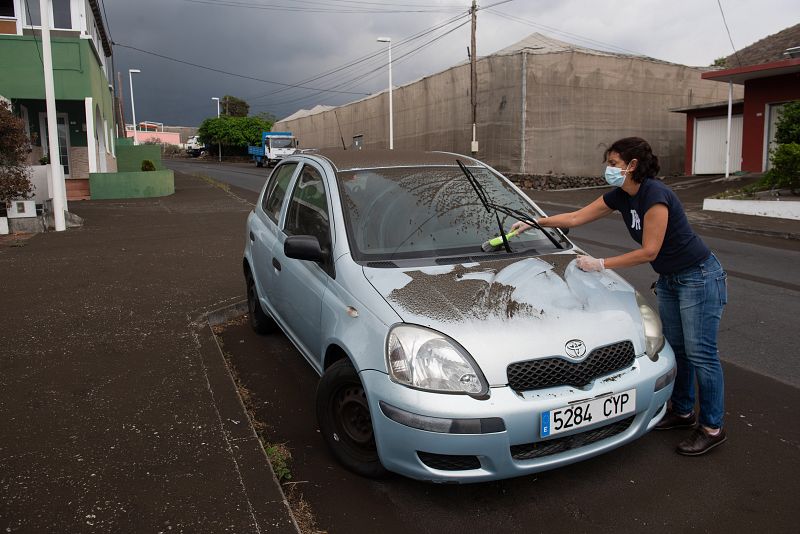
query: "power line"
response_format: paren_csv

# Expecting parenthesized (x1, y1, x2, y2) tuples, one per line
(114, 43, 372, 96)
(715, 0, 742, 67)
(179, 0, 463, 14)
(484, 8, 649, 58)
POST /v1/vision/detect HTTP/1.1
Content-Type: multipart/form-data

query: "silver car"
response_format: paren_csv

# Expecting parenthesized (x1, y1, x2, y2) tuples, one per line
(242, 149, 676, 483)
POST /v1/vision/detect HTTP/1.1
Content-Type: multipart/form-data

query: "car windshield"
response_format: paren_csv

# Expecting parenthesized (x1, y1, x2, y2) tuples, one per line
(270, 138, 294, 149)
(338, 165, 563, 261)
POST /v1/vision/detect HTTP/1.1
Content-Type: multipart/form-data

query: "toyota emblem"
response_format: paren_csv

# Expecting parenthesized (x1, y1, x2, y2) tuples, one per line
(565, 339, 587, 360)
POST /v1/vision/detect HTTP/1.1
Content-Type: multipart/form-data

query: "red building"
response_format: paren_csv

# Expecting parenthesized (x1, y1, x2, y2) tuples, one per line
(674, 24, 800, 175)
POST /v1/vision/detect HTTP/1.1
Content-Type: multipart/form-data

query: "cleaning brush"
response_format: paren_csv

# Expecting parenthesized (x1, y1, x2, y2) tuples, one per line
(481, 229, 519, 252)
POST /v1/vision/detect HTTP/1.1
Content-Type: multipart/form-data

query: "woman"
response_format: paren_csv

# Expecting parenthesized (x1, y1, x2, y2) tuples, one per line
(511, 137, 728, 456)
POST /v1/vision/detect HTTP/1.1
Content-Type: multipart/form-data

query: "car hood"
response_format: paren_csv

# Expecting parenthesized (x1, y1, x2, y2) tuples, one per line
(363, 253, 646, 386)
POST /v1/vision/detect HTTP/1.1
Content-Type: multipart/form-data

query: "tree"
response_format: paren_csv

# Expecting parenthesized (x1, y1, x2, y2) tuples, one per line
(711, 57, 727, 68)
(254, 111, 277, 126)
(197, 116, 273, 149)
(221, 95, 250, 117)
(0, 101, 33, 206)
(762, 101, 800, 193)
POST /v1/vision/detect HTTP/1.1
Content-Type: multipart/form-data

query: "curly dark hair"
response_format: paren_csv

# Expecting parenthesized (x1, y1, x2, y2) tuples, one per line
(603, 137, 660, 183)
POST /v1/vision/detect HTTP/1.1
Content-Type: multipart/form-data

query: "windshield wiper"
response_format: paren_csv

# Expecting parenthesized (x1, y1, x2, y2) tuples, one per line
(457, 160, 513, 253)
(456, 160, 563, 251)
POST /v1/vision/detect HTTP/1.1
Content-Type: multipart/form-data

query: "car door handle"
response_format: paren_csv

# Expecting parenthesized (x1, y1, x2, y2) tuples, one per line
(249, 231, 255, 241)
(272, 257, 281, 271)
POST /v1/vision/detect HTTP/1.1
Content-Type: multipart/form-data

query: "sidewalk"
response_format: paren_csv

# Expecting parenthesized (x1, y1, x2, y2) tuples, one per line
(0, 173, 296, 532)
(527, 174, 800, 241)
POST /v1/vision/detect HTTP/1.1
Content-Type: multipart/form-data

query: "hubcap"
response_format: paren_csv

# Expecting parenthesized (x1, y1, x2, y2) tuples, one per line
(335, 385, 374, 446)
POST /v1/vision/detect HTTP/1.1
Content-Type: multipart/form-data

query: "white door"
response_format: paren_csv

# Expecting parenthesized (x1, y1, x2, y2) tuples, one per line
(765, 103, 787, 171)
(39, 112, 71, 177)
(693, 115, 743, 175)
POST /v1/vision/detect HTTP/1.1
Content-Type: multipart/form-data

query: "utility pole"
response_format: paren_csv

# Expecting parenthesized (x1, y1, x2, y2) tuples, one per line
(39, 0, 67, 231)
(470, 0, 478, 154)
(116, 71, 126, 138)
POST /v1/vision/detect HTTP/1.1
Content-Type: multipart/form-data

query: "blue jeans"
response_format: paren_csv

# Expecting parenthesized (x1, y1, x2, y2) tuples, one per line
(656, 254, 728, 428)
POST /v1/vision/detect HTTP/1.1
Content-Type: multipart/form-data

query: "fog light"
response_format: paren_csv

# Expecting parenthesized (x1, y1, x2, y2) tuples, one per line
(654, 366, 677, 392)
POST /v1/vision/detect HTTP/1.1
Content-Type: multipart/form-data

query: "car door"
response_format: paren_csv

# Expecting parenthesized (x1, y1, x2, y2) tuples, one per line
(251, 161, 299, 313)
(270, 162, 334, 369)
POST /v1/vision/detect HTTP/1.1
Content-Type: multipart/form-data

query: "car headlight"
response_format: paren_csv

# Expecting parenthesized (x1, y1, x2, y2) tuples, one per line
(636, 292, 665, 361)
(386, 324, 489, 398)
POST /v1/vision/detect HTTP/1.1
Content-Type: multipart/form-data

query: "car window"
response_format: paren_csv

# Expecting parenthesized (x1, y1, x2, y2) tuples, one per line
(261, 162, 298, 223)
(284, 164, 331, 253)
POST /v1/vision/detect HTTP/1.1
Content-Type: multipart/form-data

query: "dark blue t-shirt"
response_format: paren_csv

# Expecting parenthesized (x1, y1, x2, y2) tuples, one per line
(603, 179, 710, 274)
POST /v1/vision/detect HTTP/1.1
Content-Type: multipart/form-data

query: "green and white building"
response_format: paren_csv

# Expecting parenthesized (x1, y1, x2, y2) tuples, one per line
(0, 0, 117, 200)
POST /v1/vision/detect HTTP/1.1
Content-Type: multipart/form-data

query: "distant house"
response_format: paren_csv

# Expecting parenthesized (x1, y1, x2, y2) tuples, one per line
(275, 33, 735, 178)
(0, 0, 117, 200)
(672, 23, 800, 174)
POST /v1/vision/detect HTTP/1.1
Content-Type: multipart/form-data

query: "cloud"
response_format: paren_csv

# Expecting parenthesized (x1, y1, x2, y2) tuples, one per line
(106, 0, 798, 126)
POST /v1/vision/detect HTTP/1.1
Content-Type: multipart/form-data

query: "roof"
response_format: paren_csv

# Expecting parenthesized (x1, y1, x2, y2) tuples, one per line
(279, 104, 335, 123)
(701, 57, 800, 84)
(722, 23, 800, 68)
(87, 0, 113, 57)
(670, 99, 744, 113)
(310, 149, 480, 172)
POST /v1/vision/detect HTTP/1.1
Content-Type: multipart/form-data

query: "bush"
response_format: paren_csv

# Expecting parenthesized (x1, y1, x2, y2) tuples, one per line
(762, 143, 800, 192)
(162, 144, 183, 157)
(0, 101, 33, 206)
(141, 159, 156, 172)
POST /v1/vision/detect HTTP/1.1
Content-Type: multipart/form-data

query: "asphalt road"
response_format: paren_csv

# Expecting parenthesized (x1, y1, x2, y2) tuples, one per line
(169, 159, 800, 532)
(166, 158, 800, 387)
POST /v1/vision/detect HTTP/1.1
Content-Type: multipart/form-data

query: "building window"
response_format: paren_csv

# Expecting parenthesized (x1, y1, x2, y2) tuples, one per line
(23, 0, 72, 29)
(0, 0, 14, 18)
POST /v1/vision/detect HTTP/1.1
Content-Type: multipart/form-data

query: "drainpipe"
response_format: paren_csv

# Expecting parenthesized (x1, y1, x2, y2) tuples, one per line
(724, 81, 733, 179)
(520, 50, 527, 174)
(39, 0, 67, 231)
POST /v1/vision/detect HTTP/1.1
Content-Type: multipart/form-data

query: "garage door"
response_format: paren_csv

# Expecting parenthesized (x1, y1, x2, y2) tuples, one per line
(693, 115, 743, 174)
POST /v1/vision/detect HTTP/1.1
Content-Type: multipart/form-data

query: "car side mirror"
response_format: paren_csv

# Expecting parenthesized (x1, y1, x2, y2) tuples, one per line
(284, 235, 325, 263)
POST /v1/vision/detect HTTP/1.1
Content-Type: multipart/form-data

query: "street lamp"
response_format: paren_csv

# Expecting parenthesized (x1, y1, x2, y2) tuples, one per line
(377, 37, 393, 150)
(128, 69, 141, 145)
(212, 97, 221, 162)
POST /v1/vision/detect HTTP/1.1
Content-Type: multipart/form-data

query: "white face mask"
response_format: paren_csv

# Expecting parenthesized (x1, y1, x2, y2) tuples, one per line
(604, 162, 632, 187)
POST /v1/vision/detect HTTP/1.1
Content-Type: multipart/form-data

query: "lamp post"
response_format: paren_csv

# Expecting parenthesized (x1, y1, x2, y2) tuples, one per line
(128, 69, 141, 145)
(377, 37, 393, 150)
(212, 97, 221, 162)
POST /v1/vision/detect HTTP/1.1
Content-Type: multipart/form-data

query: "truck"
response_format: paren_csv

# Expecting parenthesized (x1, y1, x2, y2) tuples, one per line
(247, 131, 299, 167)
(186, 135, 206, 157)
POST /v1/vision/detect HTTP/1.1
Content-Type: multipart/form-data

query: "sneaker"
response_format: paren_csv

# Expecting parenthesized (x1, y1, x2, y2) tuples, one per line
(654, 410, 697, 430)
(676, 427, 727, 456)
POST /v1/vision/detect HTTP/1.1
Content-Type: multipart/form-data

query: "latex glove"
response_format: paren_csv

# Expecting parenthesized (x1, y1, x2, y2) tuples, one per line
(510, 220, 534, 234)
(576, 255, 605, 272)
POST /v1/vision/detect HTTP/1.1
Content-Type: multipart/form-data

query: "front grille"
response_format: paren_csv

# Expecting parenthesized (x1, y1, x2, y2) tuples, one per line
(507, 340, 635, 392)
(510, 416, 635, 460)
(417, 452, 481, 471)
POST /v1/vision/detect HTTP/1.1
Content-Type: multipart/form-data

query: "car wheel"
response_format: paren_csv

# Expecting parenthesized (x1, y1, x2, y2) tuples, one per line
(246, 271, 275, 335)
(256, 160, 263, 168)
(316, 359, 387, 478)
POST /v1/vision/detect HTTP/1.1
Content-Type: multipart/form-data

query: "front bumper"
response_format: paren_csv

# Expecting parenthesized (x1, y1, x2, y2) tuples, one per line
(361, 344, 675, 483)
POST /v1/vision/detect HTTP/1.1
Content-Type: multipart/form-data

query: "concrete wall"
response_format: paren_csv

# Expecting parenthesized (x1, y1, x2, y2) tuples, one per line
(115, 143, 164, 172)
(278, 50, 739, 177)
(125, 130, 182, 145)
(89, 170, 174, 199)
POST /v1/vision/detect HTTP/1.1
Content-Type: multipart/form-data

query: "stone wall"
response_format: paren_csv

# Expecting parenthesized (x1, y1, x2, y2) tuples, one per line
(68, 146, 89, 180)
(506, 173, 607, 190)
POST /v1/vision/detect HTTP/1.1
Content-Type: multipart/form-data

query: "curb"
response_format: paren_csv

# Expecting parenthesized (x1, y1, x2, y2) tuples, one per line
(190, 300, 301, 534)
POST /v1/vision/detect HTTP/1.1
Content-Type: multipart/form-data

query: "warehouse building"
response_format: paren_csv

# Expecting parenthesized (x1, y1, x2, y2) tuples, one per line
(275, 33, 740, 180)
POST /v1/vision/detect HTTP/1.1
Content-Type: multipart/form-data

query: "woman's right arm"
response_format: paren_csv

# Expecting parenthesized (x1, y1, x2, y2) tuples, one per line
(512, 196, 613, 233)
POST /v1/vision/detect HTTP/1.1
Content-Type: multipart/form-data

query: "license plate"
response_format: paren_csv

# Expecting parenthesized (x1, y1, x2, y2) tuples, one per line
(541, 389, 636, 438)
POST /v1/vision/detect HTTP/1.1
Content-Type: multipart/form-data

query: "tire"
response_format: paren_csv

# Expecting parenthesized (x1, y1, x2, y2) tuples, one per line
(256, 160, 263, 168)
(316, 359, 388, 478)
(245, 271, 275, 335)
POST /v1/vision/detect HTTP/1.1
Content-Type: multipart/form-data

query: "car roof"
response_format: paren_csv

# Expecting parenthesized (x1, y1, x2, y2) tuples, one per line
(309, 149, 482, 172)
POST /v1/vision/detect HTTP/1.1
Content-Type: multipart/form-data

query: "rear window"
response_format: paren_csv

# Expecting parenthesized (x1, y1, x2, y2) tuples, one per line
(337, 165, 561, 261)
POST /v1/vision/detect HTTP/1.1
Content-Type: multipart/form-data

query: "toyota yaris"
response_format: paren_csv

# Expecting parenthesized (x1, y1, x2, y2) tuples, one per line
(242, 149, 676, 483)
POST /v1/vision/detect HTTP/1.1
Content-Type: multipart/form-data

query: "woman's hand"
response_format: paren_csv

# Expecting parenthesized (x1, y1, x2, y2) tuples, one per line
(576, 255, 605, 272)
(510, 220, 534, 234)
